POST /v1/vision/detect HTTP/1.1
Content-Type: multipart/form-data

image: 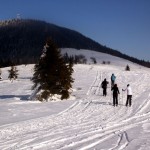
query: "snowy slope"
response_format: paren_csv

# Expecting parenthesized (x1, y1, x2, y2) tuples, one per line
(61, 48, 143, 69)
(0, 49, 150, 150)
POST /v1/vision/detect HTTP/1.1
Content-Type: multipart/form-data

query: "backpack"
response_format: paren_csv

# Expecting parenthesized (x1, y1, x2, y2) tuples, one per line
(101, 81, 107, 88)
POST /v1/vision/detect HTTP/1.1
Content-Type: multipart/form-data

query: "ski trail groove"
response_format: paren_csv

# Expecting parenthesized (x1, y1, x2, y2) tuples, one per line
(1, 68, 150, 149)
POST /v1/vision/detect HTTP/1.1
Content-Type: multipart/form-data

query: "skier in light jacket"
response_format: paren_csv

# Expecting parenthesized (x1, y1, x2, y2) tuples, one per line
(111, 73, 116, 88)
(122, 84, 132, 107)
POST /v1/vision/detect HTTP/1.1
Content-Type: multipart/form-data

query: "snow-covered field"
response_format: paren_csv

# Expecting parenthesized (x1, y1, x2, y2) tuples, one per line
(0, 49, 150, 150)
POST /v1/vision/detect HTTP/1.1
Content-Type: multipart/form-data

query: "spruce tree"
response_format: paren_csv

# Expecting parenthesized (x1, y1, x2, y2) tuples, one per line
(32, 38, 74, 101)
(125, 64, 130, 71)
(8, 66, 18, 82)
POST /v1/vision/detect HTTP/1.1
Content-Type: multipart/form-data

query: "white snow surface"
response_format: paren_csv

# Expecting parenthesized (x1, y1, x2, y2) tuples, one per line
(0, 49, 150, 150)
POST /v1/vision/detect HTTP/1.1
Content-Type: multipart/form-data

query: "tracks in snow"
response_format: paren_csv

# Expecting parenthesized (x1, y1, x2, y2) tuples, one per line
(0, 69, 150, 149)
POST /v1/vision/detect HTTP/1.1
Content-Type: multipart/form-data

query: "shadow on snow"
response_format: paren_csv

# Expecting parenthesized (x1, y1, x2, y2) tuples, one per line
(0, 95, 30, 101)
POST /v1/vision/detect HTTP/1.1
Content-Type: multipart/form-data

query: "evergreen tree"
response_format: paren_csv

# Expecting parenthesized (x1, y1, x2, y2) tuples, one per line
(8, 66, 18, 82)
(32, 38, 74, 101)
(125, 64, 130, 71)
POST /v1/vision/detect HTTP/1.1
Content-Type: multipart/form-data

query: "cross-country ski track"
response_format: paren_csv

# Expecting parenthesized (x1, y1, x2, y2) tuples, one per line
(0, 62, 150, 149)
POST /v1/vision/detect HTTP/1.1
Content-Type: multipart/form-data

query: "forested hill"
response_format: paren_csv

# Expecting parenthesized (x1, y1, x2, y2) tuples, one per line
(0, 19, 149, 67)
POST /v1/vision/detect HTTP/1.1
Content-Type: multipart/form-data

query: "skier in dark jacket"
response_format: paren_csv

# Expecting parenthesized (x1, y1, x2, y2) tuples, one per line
(111, 84, 120, 106)
(101, 78, 109, 96)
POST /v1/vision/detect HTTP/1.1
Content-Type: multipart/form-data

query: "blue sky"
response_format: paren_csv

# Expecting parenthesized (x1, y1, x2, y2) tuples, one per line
(0, 0, 150, 61)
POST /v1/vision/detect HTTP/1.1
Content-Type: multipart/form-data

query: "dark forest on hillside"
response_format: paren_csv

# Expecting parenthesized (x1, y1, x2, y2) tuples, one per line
(0, 19, 149, 67)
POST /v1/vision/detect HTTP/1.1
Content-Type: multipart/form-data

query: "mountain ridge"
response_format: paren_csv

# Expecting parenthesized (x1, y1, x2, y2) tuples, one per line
(0, 19, 149, 67)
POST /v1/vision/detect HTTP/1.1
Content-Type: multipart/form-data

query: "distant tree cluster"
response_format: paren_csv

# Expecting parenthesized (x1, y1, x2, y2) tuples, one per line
(90, 57, 97, 64)
(102, 61, 111, 64)
(63, 53, 87, 64)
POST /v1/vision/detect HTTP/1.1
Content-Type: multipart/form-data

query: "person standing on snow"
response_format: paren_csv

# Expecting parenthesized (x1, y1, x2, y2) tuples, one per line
(101, 78, 109, 96)
(122, 84, 132, 107)
(111, 84, 120, 106)
(111, 73, 116, 88)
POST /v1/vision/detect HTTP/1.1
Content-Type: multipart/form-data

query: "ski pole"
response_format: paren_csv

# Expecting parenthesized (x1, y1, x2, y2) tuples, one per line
(122, 90, 123, 105)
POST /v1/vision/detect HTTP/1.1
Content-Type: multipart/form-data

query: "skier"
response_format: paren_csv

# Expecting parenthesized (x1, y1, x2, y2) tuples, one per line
(122, 84, 132, 107)
(111, 84, 120, 106)
(111, 73, 116, 88)
(101, 78, 109, 96)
